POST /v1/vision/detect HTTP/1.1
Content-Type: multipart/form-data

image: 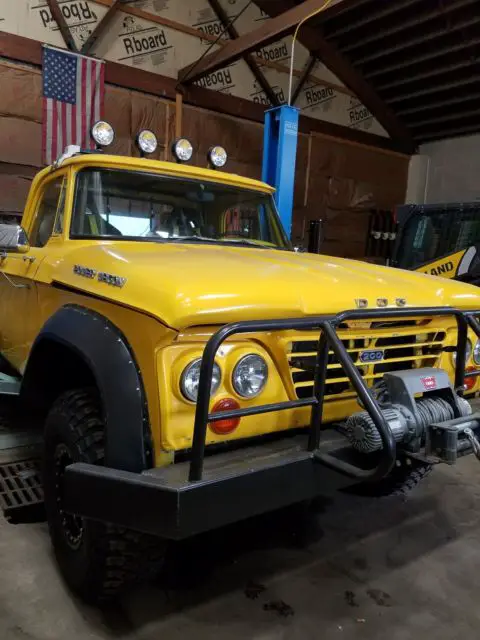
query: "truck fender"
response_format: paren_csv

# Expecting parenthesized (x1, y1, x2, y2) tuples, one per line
(25, 304, 151, 472)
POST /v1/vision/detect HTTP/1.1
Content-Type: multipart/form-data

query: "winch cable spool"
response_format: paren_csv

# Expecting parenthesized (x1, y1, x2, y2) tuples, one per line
(346, 395, 472, 454)
(415, 396, 454, 432)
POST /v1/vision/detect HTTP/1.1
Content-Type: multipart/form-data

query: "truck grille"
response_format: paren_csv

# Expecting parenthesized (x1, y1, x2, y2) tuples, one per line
(287, 320, 447, 400)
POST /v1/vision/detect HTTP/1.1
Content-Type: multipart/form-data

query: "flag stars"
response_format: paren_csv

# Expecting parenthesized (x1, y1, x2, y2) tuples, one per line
(43, 48, 77, 104)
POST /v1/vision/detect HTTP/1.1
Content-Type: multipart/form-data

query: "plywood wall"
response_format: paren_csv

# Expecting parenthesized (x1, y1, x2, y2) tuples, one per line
(292, 134, 409, 258)
(0, 58, 408, 261)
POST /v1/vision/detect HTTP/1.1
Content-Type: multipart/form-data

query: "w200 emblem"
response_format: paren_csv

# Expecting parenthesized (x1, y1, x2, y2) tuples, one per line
(359, 350, 384, 363)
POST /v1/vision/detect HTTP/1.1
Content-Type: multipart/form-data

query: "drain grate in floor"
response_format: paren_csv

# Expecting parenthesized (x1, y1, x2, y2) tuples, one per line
(0, 459, 44, 523)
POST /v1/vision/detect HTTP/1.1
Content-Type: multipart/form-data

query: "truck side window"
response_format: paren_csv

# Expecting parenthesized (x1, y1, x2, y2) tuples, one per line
(30, 178, 66, 248)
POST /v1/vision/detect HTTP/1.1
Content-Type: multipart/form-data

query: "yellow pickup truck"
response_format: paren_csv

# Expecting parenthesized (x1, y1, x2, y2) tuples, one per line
(1, 122, 480, 603)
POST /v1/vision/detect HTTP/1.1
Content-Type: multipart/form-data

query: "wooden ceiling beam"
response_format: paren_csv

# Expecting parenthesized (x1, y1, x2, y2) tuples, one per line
(416, 122, 480, 143)
(206, 0, 279, 105)
(357, 11, 480, 65)
(377, 59, 476, 92)
(340, 0, 479, 55)
(45, 0, 78, 52)
(291, 55, 316, 105)
(365, 36, 480, 80)
(398, 90, 480, 117)
(326, 0, 419, 39)
(178, 0, 332, 85)
(255, 0, 415, 151)
(386, 75, 480, 104)
(409, 107, 480, 129)
(80, 0, 123, 55)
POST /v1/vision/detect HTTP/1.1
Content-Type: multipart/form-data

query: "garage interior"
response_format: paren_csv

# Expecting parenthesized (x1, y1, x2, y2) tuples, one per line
(1, 0, 480, 638)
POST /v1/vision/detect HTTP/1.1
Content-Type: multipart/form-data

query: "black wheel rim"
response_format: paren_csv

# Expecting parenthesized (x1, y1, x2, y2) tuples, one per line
(54, 444, 84, 550)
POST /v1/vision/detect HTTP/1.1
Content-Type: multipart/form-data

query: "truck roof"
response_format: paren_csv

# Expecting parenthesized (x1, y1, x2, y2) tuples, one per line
(40, 153, 275, 195)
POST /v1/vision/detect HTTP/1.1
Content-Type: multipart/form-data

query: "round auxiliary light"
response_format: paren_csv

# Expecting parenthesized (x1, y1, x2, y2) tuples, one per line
(208, 145, 228, 169)
(137, 129, 158, 155)
(172, 138, 193, 163)
(91, 121, 115, 147)
(232, 354, 268, 398)
(209, 398, 241, 435)
(180, 359, 221, 403)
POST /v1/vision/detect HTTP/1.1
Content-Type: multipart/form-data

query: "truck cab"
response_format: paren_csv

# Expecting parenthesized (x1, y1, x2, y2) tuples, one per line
(2, 123, 480, 603)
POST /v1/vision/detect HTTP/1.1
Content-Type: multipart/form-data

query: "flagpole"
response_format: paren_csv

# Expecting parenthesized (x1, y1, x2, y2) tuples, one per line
(42, 43, 105, 64)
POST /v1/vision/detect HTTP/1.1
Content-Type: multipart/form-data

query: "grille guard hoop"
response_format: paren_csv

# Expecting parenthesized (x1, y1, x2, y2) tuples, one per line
(190, 308, 480, 482)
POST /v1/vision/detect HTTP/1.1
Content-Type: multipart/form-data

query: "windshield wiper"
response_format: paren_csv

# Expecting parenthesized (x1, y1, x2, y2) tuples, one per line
(166, 236, 275, 249)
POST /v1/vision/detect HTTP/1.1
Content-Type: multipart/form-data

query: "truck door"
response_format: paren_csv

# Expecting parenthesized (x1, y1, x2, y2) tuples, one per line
(0, 176, 66, 372)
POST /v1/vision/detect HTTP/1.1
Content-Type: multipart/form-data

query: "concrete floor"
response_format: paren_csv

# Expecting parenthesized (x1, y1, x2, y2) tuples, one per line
(1, 458, 480, 639)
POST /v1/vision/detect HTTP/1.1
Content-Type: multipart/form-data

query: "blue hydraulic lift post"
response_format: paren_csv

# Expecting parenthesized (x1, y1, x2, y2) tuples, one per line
(261, 105, 300, 239)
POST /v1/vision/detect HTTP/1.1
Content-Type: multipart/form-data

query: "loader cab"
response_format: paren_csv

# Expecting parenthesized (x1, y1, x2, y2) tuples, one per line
(393, 203, 480, 283)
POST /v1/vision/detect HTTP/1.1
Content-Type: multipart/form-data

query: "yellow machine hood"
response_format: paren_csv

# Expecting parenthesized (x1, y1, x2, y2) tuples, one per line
(50, 241, 480, 329)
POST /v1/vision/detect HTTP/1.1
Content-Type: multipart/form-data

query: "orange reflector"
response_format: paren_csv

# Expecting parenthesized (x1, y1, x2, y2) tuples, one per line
(209, 398, 241, 435)
(464, 367, 478, 392)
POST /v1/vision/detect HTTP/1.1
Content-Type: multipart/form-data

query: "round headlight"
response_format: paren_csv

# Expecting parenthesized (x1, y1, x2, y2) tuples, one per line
(473, 340, 480, 366)
(208, 145, 228, 168)
(91, 121, 115, 147)
(172, 138, 193, 163)
(137, 129, 158, 155)
(232, 354, 268, 398)
(452, 339, 472, 366)
(181, 359, 221, 402)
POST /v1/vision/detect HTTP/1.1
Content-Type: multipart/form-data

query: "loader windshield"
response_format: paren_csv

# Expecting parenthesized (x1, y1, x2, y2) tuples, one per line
(396, 205, 480, 270)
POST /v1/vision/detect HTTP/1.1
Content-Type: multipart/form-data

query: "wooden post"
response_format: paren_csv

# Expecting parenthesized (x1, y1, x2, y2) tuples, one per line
(175, 92, 183, 139)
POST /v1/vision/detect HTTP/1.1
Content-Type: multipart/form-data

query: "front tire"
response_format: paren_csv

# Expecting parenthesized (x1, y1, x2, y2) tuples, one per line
(43, 388, 164, 603)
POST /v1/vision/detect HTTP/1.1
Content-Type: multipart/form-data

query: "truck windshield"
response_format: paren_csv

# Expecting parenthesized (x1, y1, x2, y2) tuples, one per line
(71, 168, 290, 250)
(396, 206, 480, 270)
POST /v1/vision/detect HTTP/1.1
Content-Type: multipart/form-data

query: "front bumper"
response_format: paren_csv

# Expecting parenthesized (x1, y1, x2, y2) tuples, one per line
(65, 307, 480, 539)
(64, 435, 354, 539)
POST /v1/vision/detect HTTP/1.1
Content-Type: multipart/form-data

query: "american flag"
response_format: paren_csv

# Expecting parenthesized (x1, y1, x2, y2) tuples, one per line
(42, 45, 105, 165)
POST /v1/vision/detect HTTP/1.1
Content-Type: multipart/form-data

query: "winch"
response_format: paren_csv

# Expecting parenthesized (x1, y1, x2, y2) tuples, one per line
(345, 368, 480, 464)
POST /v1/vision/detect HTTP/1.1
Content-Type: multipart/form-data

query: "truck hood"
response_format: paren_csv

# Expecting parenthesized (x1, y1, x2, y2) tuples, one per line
(48, 242, 480, 329)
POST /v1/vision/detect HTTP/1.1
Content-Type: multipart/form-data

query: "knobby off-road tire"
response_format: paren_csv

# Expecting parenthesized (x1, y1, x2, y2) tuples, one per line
(43, 388, 165, 603)
(344, 459, 433, 498)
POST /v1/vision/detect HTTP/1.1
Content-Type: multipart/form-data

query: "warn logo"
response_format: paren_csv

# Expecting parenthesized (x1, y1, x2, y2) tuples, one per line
(421, 376, 437, 391)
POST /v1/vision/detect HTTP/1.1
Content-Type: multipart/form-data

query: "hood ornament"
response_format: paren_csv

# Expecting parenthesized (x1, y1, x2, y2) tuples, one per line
(355, 298, 368, 309)
(355, 298, 408, 309)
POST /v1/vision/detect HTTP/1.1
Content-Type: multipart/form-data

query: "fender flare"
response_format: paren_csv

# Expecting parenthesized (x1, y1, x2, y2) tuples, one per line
(26, 304, 151, 472)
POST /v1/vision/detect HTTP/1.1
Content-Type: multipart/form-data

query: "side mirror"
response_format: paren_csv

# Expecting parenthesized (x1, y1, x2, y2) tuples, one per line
(0, 223, 30, 255)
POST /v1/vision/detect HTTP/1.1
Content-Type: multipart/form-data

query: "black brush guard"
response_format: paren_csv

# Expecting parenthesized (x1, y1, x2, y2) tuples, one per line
(63, 307, 480, 539)
(189, 307, 480, 481)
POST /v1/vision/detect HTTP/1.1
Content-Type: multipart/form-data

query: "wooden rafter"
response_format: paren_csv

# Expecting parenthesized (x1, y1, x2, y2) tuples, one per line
(80, 0, 123, 55)
(291, 55, 316, 105)
(254, 0, 415, 151)
(91, 0, 213, 41)
(207, 0, 279, 105)
(46, 0, 78, 52)
(178, 0, 332, 85)
(87, 0, 350, 98)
